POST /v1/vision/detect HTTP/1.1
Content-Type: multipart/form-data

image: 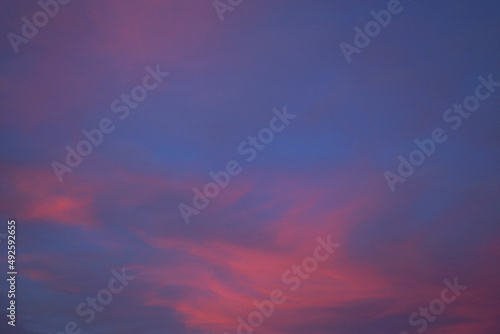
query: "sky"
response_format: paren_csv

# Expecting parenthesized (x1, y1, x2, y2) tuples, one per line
(1, 0, 500, 333)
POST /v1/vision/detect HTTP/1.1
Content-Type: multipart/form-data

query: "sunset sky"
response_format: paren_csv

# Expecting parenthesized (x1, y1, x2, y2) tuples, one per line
(1, 1, 500, 333)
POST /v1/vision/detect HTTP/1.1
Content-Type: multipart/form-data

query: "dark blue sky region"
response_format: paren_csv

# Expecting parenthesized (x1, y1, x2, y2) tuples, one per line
(1, 0, 500, 333)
